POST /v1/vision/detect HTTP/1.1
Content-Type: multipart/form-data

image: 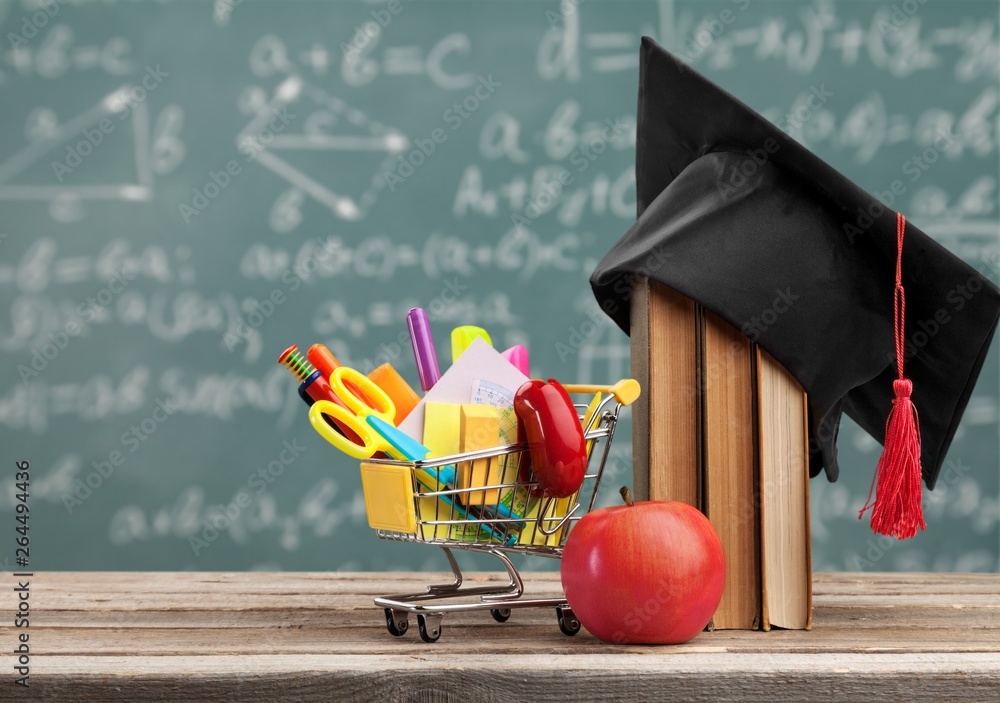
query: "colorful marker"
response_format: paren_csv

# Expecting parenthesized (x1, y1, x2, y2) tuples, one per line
(278, 345, 362, 444)
(501, 345, 529, 375)
(406, 307, 441, 392)
(307, 343, 343, 382)
(451, 325, 492, 363)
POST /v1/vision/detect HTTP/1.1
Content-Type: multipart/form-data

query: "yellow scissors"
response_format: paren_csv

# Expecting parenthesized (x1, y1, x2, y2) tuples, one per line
(309, 366, 517, 544)
(308, 366, 401, 460)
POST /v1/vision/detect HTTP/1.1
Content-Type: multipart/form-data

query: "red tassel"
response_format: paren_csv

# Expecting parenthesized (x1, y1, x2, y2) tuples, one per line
(859, 379, 926, 538)
(858, 213, 926, 539)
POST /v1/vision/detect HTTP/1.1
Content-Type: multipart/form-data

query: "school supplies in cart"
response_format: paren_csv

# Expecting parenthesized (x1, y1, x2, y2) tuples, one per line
(361, 379, 638, 642)
(279, 310, 639, 642)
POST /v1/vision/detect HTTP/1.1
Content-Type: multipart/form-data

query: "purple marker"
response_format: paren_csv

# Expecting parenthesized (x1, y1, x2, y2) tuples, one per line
(502, 345, 529, 376)
(406, 307, 441, 391)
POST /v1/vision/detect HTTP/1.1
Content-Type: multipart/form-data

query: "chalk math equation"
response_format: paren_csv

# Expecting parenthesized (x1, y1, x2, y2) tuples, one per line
(0, 0, 994, 571)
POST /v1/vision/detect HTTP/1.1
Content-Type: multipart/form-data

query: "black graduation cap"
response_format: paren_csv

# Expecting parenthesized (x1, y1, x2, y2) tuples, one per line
(590, 37, 1000, 537)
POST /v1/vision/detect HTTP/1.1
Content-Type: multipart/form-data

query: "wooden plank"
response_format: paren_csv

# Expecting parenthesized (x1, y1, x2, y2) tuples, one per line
(24, 569, 1000, 593)
(812, 572, 1000, 594)
(21, 653, 1000, 702)
(24, 602, 1000, 635)
(630, 277, 700, 506)
(27, 570, 1000, 598)
(2, 572, 998, 700)
(20, 621, 1000, 655)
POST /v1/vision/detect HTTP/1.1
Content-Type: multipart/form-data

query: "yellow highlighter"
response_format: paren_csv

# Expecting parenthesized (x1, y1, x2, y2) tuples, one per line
(451, 326, 492, 363)
(422, 402, 475, 540)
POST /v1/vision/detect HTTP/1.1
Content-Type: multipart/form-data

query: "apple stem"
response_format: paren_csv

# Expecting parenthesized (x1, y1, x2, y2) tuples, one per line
(619, 486, 634, 506)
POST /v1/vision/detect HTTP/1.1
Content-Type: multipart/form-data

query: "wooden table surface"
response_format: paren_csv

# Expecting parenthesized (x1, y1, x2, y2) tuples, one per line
(7, 571, 999, 701)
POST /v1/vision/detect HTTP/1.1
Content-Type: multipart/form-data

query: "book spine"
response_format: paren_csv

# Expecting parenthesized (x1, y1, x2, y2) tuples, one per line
(701, 309, 761, 630)
(630, 277, 700, 507)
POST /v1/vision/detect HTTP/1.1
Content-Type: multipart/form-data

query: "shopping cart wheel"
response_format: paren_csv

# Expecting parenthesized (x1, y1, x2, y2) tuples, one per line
(556, 607, 581, 636)
(384, 608, 408, 637)
(417, 613, 443, 643)
(490, 608, 512, 623)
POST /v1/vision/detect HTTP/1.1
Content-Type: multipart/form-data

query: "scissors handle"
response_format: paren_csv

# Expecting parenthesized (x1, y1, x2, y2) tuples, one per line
(309, 400, 377, 460)
(332, 367, 396, 424)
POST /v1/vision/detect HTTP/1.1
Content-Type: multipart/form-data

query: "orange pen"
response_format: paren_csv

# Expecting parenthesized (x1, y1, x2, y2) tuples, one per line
(307, 343, 343, 381)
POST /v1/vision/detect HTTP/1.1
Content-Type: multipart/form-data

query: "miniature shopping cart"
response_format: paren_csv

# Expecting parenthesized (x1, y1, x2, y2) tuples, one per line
(356, 380, 639, 642)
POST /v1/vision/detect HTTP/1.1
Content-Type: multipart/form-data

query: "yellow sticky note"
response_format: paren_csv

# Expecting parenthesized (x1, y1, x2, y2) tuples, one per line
(458, 404, 501, 507)
(421, 402, 476, 541)
(423, 402, 461, 456)
(359, 463, 416, 533)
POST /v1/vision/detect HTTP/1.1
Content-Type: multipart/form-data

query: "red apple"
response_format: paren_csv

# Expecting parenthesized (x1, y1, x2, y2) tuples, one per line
(560, 487, 725, 644)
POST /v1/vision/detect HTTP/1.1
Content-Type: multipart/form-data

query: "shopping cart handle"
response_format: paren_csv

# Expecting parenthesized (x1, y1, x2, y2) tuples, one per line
(560, 379, 640, 407)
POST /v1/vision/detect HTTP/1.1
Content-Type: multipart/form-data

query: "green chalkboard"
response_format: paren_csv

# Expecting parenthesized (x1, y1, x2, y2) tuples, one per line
(0, 0, 996, 573)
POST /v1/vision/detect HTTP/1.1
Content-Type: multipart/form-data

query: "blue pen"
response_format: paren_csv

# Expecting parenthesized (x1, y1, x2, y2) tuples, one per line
(367, 417, 520, 544)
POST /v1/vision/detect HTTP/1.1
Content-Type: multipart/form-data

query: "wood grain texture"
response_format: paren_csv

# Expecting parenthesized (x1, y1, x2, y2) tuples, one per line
(3, 572, 998, 701)
(630, 277, 700, 507)
(757, 347, 811, 631)
(702, 311, 760, 629)
(2, 572, 998, 700)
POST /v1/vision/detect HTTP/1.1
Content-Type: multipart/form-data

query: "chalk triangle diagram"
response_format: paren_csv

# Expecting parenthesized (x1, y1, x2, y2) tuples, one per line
(0, 86, 153, 204)
(238, 75, 408, 221)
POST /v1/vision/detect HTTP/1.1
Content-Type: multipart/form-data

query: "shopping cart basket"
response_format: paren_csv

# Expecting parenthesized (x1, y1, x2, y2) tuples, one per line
(356, 379, 639, 642)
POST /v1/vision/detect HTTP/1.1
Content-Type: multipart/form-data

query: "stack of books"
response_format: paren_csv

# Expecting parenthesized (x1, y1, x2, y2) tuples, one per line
(631, 277, 812, 630)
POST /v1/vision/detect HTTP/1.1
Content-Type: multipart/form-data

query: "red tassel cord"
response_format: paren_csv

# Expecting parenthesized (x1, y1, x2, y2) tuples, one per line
(858, 212, 927, 539)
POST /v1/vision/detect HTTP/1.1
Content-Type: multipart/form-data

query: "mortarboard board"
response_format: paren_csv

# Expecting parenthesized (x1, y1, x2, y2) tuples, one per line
(590, 37, 1000, 538)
